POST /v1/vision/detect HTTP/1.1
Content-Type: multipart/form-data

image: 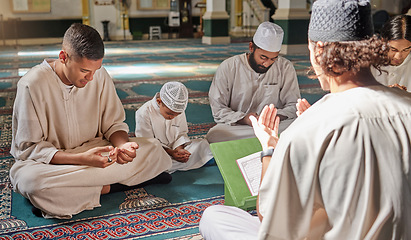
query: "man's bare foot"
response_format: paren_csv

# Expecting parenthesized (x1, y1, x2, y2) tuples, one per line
(101, 185, 110, 194)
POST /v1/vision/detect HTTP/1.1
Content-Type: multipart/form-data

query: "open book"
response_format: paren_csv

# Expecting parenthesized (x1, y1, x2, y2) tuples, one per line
(236, 151, 262, 196)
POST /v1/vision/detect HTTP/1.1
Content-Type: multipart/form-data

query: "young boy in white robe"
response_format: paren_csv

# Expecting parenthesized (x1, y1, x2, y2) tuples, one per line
(135, 81, 214, 173)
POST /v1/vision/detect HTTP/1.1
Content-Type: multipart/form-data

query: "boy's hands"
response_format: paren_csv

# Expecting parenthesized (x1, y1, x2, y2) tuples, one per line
(170, 147, 191, 163)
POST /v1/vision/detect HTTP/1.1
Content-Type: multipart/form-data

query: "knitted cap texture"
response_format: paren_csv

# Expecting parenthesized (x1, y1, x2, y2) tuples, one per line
(160, 82, 188, 113)
(253, 22, 284, 52)
(308, 0, 373, 42)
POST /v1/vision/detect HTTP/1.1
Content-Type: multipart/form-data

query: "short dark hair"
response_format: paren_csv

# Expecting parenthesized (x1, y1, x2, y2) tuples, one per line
(62, 23, 104, 60)
(380, 15, 411, 42)
(310, 35, 389, 78)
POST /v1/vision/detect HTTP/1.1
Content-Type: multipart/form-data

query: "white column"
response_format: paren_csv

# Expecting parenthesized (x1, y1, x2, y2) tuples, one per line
(202, 0, 230, 45)
(89, 0, 132, 41)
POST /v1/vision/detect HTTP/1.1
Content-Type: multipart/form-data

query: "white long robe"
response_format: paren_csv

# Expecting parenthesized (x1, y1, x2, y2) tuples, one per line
(258, 85, 411, 239)
(207, 53, 300, 143)
(200, 85, 411, 240)
(9, 60, 171, 219)
(135, 95, 213, 173)
(371, 53, 411, 92)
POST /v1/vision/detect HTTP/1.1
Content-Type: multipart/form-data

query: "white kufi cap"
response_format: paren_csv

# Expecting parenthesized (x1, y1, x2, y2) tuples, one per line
(160, 81, 188, 113)
(253, 22, 284, 52)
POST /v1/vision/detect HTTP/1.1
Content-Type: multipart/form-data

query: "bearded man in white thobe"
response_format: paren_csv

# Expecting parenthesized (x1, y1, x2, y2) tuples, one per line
(9, 23, 172, 219)
(200, 1, 411, 239)
(206, 22, 301, 143)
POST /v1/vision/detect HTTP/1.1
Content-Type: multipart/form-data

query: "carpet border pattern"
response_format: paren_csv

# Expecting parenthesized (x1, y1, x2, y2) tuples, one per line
(0, 196, 224, 239)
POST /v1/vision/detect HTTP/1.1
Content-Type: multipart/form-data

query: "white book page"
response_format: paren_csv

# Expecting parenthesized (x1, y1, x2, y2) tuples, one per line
(236, 152, 262, 196)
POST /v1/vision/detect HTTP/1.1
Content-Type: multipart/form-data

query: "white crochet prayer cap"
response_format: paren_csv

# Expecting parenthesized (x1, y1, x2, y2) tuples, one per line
(160, 81, 188, 113)
(253, 22, 284, 52)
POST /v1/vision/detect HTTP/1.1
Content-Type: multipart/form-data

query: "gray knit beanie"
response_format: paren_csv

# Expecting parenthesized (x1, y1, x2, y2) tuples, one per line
(308, 0, 374, 42)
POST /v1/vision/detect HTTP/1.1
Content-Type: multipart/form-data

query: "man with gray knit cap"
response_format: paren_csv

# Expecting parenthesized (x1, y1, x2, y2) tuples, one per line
(206, 22, 300, 143)
(199, 0, 411, 239)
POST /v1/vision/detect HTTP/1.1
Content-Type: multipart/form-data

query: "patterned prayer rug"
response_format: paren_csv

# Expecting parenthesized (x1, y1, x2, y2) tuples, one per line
(0, 194, 223, 239)
(0, 39, 325, 239)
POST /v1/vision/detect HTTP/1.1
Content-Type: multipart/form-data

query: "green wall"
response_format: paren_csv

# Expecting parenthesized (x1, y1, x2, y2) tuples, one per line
(274, 19, 309, 45)
(203, 19, 229, 37)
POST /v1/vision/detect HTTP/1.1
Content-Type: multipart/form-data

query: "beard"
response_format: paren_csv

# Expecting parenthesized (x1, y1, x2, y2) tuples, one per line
(248, 51, 272, 74)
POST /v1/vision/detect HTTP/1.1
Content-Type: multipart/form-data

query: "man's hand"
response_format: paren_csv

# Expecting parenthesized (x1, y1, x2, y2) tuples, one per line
(251, 104, 280, 222)
(237, 112, 259, 126)
(296, 98, 311, 116)
(108, 131, 137, 164)
(51, 145, 118, 167)
(249, 104, 280, 151)
(81, 146, 117, 168)
(115, 142, 139, 164)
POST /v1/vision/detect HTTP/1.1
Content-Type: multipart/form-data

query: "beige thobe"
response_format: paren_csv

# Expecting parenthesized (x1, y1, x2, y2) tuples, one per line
(207, 53, 300, 143)
(10, 60, 171, 219)
(135, 95, 213, 173)
(258, 86, 411, 239)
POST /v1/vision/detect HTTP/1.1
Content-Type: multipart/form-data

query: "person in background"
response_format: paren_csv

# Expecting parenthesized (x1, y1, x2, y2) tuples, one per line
(199, 0, 411, 239)
(206, 21, 300, 143)
(298, 14, 411, 116)
(372, 14, 411, 91)
(135, 81, 213, 173)
(9, 23, 172, 219)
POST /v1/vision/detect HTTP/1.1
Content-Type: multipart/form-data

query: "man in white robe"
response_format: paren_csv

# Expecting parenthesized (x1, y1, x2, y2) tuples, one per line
(256, 87, 411, 239)
(201, 87, 411, 239)
(200, 1, 411, 239)
(206, 22, 300, 143)
(135, 82, 213, 173)
(371, 14, 411, 92)
(9, 23, 172, 219)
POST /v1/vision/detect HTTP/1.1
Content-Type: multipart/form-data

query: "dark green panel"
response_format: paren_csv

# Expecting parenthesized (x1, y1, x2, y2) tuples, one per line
(274, 19, 309, 45)
(129, 17, 167, 34)
(0, 19, 81, 39)
(192, 16, 200, 26)
(203, 19, 229, 37)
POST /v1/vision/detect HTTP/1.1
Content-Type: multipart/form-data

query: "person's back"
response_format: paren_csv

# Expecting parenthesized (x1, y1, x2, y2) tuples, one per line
(258, 2, 411, 237)
(260, 85, 411, 239)
(200, 1, 411, 239)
